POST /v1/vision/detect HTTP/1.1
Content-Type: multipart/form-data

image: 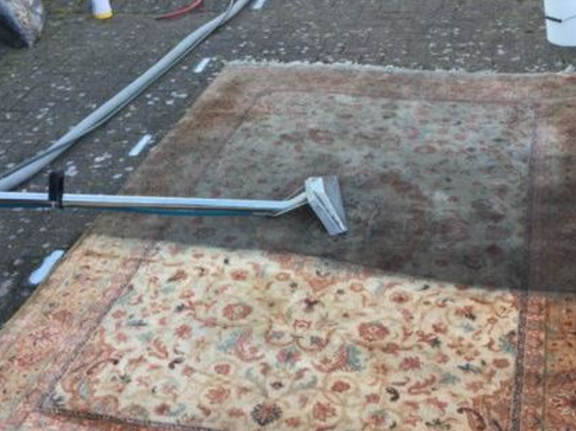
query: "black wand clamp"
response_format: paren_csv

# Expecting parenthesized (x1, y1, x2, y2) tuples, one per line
(48, 171, 65, 209)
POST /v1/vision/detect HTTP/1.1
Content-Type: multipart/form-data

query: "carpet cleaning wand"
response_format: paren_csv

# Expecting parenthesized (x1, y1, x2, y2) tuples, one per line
(0, 172, 348, 236)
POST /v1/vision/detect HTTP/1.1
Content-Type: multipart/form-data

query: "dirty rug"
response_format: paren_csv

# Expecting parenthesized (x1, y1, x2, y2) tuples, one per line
(1, 64, 576, 431)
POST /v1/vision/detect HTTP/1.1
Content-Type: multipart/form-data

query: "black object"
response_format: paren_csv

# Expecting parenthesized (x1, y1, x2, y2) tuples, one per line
(48, 171, 65, 209)
(546, 15, 563, 23)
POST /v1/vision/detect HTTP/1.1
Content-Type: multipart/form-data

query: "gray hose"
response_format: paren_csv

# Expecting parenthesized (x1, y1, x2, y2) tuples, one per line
(0, 0, 251, 191)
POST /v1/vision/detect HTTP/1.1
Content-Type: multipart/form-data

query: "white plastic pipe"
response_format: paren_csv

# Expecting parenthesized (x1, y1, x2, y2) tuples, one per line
(0, 191, 307, 212)
(0, 0, 251, 191)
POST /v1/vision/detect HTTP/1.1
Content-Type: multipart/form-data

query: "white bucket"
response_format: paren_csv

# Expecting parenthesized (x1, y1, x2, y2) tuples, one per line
(91, 0, 113, 20)
(544, 0, 576, 46)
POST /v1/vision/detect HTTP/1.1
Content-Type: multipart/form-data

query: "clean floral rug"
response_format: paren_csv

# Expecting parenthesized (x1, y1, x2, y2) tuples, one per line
(1, 64, 576, 431)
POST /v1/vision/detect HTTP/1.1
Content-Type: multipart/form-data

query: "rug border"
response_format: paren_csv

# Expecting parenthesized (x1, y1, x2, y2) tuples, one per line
(0, 64, 563, 431)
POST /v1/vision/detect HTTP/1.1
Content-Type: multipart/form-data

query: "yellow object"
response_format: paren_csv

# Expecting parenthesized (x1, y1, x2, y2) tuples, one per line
(93, 11, 113, 19)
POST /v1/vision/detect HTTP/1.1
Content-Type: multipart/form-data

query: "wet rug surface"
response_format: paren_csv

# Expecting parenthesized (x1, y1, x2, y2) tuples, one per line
(1, 64, 576, 431)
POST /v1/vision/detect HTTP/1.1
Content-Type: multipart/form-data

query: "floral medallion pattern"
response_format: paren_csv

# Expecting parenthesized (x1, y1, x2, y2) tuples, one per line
(48, 245, 520, 431)
(165, 91, 533, 290)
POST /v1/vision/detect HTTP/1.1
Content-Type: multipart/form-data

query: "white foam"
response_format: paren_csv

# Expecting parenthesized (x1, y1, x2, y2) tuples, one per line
(0, 279, 13, 298)
(226, 59, 501, 75)
(65, 165, 79, 177)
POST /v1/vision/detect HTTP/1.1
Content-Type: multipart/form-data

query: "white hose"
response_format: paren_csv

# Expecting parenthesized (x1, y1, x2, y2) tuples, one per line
(0, 0, 251, 191)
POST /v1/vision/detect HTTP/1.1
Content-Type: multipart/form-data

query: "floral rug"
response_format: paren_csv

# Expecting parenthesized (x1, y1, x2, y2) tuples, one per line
(1, 64, 576, 431)
(48, 246, 522, 430)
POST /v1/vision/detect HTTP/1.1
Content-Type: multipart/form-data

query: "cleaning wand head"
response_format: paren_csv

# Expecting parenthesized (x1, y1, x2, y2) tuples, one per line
(304, 176, 348, 236)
